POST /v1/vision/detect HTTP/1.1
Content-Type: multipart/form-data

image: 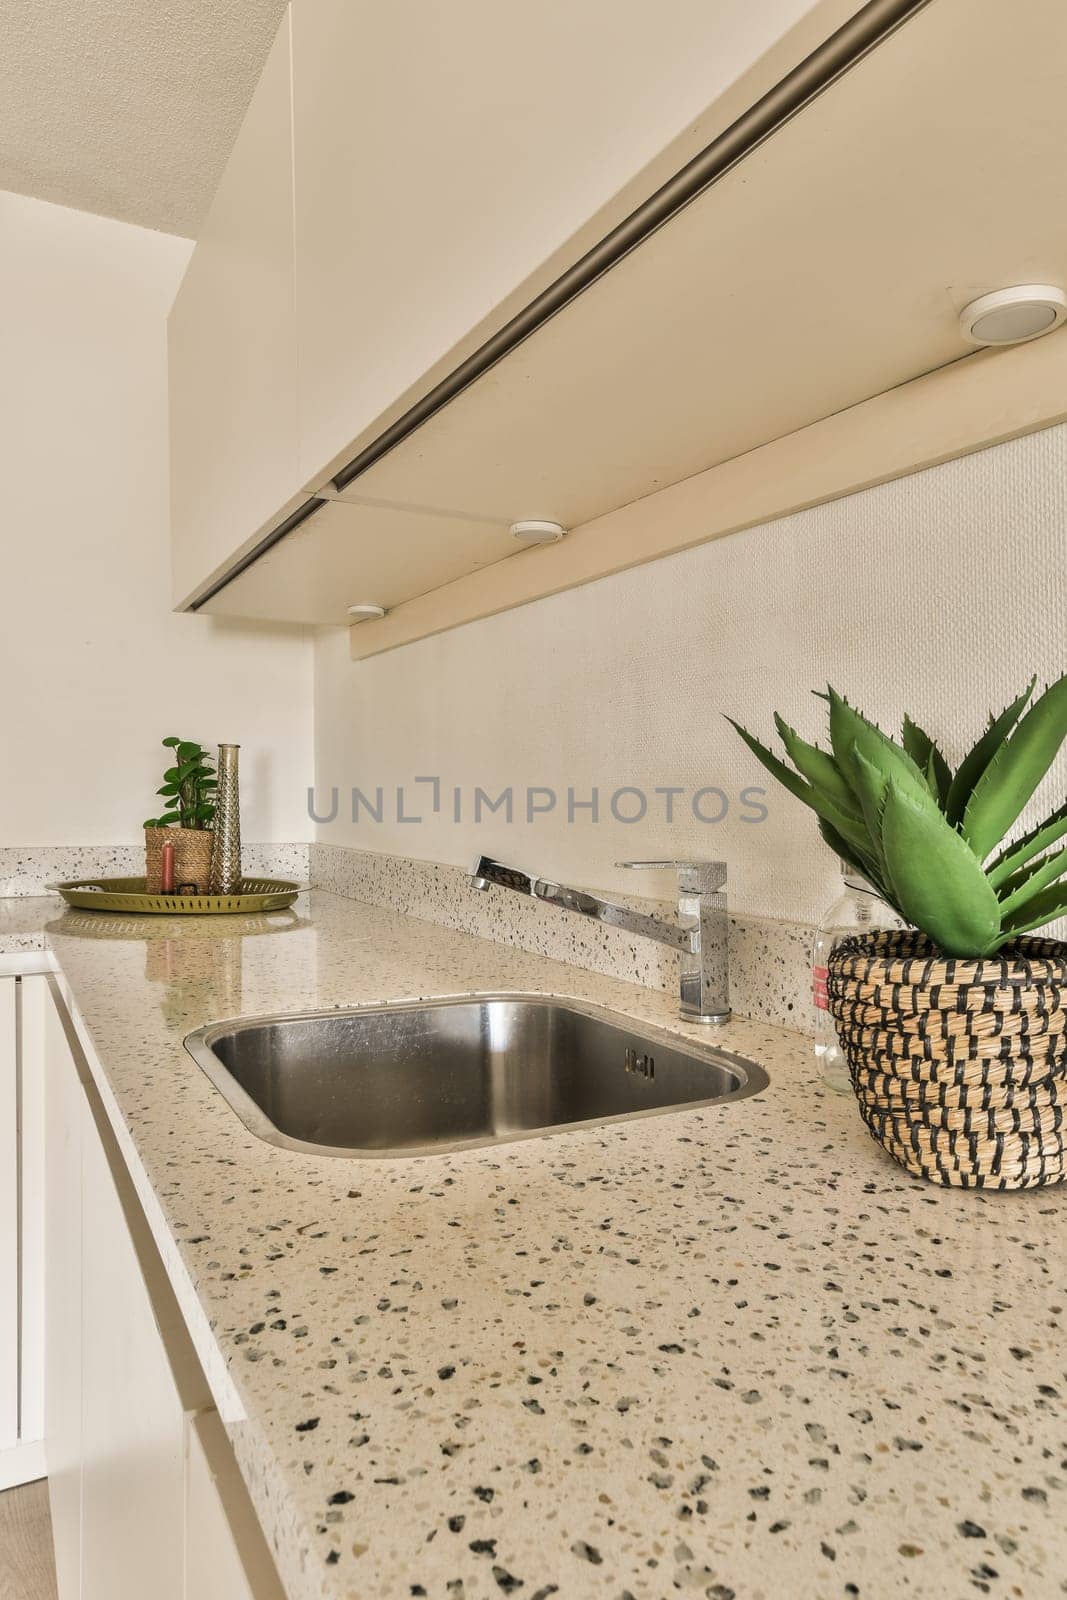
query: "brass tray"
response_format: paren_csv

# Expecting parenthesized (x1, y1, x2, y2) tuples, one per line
(49, 877, 302, 915)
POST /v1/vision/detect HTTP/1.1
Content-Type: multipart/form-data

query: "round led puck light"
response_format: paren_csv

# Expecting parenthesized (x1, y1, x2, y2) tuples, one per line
(959, 285, 1067, 347)
(509, 520, 567, 543)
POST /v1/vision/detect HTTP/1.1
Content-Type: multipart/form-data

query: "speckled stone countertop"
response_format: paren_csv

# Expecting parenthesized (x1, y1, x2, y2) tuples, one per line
(0, 895, 54, 955)
(37, 891, 1067, 1600)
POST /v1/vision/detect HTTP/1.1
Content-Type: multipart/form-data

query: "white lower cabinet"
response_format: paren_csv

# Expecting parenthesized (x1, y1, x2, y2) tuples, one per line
(186, 1411, 286, 1600)
(0, 969, 47, 1493)
(0, 977, 18, 1457)
(43, 979, 285, 1600)
(43, 982, 83, 1598)
(79, 1091, 195, 1600)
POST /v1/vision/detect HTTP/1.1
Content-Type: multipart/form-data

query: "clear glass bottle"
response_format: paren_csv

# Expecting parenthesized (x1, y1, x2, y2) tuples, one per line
(813, 866, 898, 1094)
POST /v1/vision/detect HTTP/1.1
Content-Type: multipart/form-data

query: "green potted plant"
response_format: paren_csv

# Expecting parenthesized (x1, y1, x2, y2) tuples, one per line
(729, 675, 1067, 1190)
(144, 736, 217, 894)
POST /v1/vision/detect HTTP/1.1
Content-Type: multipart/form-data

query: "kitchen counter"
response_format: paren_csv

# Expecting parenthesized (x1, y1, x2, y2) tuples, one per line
(39, 889, 1066, 1600)
(0, 895, 55, 956)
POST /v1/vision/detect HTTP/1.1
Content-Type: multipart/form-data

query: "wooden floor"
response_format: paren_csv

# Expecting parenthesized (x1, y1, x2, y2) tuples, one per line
(0, 1480, 58, 1600)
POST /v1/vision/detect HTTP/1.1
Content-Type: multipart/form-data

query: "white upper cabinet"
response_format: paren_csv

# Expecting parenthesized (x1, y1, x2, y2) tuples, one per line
(289, 0, 834, 489)
(168, 0, 848, 611)
(168, 8, 301, 608)
(171, 0, 1067, 637)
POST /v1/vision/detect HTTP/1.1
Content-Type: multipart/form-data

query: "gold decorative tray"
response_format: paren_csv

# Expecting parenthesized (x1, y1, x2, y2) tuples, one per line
(49, 877, 302, 915)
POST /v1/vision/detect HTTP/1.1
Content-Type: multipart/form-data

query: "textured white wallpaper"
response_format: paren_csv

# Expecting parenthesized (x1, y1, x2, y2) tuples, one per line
(314, 423, 1067, 929)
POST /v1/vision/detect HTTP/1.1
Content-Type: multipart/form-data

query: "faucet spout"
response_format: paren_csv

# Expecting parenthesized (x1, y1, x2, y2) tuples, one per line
(469, 855, 730, 1023)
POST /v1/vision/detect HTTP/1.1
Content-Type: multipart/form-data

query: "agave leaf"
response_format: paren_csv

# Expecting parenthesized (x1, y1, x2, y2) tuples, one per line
(773, 715, 861, 817)
(901, 717, 952, 805)
(839, 735, 944, 899)
(997, 847, 1067, 920)
(849, 721, 936, 830)
(900, 715, 931, 768)
(925, 749, 944, 804)
(879, 779, 1002, 956)
(827, 689, 930, 806)
(1000, 882, 1067, 938)
(986, 800, 1067, 889)
(726, 719, 876, 857)
(849, 747, 893, 869)
(962, 672, 1067, 861)
(817, 818, 889, 898)
(995, 860, 1047, 904)
(826, 689, 879, 793)
(849, 743, 956, 906)
(944, 678, 1036, 825)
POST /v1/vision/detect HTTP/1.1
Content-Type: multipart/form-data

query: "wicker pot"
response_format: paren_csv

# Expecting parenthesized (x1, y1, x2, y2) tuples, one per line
(826, 929, 1067, 1191)
(144, 826, 214, 895)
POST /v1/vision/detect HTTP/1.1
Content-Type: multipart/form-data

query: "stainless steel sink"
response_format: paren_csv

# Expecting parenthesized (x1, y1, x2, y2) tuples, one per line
(184, 993, 768, 1159)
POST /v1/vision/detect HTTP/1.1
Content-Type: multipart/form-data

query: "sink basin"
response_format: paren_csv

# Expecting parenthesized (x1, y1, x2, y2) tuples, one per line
(184, 993, 768, 1159)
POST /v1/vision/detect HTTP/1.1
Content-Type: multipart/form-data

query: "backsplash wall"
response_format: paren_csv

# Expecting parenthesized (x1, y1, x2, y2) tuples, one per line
(314, 421, 1067, 934)
(310, 842, 816, 1032)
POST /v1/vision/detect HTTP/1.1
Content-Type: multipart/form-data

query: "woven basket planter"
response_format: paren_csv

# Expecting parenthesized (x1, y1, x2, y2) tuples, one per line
(144, 826, 214, 895)
(826, 929, 1067, 1190)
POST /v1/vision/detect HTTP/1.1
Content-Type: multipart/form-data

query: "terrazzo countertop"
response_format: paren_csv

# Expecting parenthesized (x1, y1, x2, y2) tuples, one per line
(39, 890, 1067, 1600)
(0, 895, 55, 955)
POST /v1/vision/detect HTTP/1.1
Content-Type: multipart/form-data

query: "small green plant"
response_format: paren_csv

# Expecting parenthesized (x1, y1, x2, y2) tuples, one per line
(728, 675, 1067, 957)
(143, 736, 217, 832)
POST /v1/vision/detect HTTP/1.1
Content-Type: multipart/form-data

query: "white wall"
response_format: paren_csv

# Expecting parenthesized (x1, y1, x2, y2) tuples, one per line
(314, 423, 1067, 926)
(0, 191, 314, 845)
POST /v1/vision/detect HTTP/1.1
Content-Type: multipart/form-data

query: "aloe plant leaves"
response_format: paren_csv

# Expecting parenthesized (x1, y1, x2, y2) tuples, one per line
(729, 678, 1067, 955)
(724, 719, 872, 856)
(826, 689, 929, 801)
(879, 780, 1002, 955)
(1001, 883, 1067, 938)
(962, 673, 1067, 861)
(986, 800, 1067, 889)
(817, 818, 888, 897)
(826, 690, 883, 793)
(901, 716, 952, 805)
(996, 847, 1067, 921)
(772, 714, 861, 816)
(944, 679, 1035, 826)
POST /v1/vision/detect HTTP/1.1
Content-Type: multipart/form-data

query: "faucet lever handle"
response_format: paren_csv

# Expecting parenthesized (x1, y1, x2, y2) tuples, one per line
(617, 860, 727, 892)
(618, 860, 693, 869)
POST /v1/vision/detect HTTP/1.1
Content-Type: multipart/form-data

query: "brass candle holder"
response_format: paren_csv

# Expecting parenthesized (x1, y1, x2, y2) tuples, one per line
(209, 743, 242, 894)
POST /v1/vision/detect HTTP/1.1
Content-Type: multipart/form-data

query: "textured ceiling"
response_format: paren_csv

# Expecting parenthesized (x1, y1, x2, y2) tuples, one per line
(0, 0, 287, 236)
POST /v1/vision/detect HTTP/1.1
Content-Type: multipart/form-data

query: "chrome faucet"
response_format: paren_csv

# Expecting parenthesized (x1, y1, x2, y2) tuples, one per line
(470, 855, 730, 1023)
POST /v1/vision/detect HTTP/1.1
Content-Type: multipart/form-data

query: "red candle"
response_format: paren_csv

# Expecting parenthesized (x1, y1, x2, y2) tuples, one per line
(160, 839, 175, 894)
